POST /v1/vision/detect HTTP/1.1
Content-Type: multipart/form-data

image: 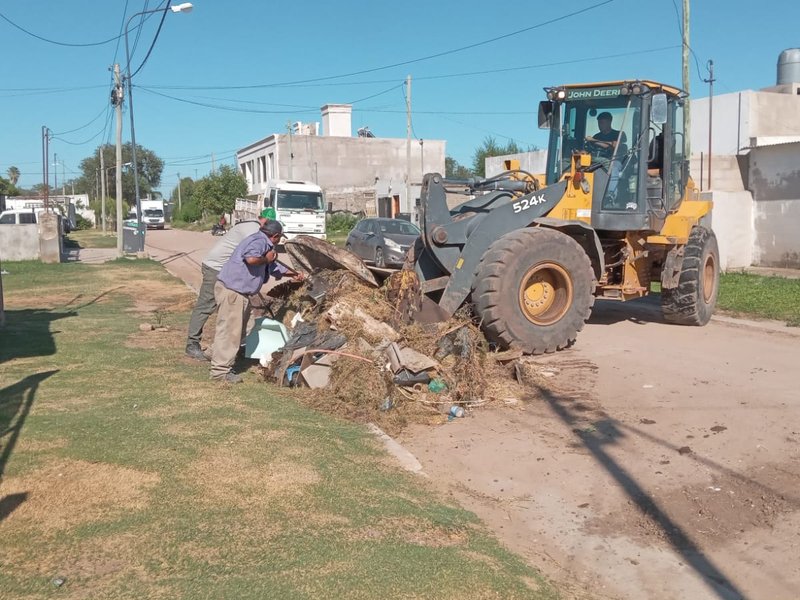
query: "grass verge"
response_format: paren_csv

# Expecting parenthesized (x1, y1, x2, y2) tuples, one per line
(64, 229, 118, 249)
(717, 272, 800, 326)
(0, 260, 556, 599)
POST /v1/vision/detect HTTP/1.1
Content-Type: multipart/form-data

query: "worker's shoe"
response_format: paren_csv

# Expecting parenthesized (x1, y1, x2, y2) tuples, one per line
(185, 342, 209, 362)
(211, 372, 242, 384)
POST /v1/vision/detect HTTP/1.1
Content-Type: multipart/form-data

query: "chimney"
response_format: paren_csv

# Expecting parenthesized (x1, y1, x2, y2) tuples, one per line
(321, 104, 352, 137)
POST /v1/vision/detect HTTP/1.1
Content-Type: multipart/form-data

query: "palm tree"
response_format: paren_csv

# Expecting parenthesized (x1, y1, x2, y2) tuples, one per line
(6, 166, 20, 186)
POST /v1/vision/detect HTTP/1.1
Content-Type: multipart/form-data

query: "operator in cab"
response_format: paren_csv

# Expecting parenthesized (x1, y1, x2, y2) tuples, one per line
(585, 111, 627, 203)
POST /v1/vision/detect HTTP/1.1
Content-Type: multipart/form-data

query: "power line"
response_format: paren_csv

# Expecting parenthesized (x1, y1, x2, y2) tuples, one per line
(136, 43, 675, 93)
(137, 86, 320, 114)
(111, 0, 131, 66)
(348, 82, 405, 105)
(52, 110, 114, 146)
(0, 10, 128, 47)
(140, 0, 615, 91)
(130, 0, 170, 78)
(51, 105, 110, 136)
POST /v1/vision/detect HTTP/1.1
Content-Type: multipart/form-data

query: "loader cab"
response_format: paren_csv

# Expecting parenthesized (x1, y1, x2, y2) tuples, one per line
(541, 81, 688, 232)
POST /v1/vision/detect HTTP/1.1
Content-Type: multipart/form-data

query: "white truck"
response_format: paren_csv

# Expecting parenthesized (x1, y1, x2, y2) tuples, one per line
(139, 199, 166, 229)
(235, 180, 326, 240)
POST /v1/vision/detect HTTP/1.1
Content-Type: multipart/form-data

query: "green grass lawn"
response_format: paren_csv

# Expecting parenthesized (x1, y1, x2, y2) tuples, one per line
(718, 272, 800, 326)
(64, 229, 118, 249)
(0, 260, 555, 599)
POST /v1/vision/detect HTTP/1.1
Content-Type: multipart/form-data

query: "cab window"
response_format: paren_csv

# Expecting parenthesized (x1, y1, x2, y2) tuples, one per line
(19, 213, 36, 224)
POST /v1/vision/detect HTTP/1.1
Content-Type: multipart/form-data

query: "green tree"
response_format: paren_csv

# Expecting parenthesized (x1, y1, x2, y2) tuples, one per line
(6, 166, 20, 186)
(73, 143, 164, 204)
(445, 156, 473, 179)
(471, 137, 523, 178)
(193, 166, 247, 216)
(169, 176, 195, 205)
(0, 176, 21, 196)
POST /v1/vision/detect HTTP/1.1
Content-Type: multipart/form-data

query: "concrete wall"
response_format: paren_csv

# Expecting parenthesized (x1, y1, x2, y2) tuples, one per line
(747, 142, 800, 267)
(485, 150, 547, 178)
(238, 135, 446, 214)
(690, 88, 800, 158)
(0, 224, 40, 261)
(700, 190, 754, 270)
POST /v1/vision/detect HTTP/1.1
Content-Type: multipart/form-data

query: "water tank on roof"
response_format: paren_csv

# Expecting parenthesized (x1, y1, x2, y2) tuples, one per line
(777, 48, 800, 85)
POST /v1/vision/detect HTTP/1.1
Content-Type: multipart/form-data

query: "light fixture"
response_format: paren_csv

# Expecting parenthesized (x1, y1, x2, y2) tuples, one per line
(170, 3, 193, 13)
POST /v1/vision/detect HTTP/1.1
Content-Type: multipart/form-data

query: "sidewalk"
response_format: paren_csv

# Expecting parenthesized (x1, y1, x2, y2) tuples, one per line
(743, 266, 800, 279)
(64, 247, 119, 264)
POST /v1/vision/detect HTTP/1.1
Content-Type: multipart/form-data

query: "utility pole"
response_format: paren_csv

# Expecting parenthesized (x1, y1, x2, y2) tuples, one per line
(286, 121, 294, 179)
(176, 172, 182, 211)
(704, 59, 715, 190)
(53, 152, 58, 195)
(211, 153, 216, 173)
(100, 146, 107, 235)
(682, 0, 691, 160)
(405, 74, 412, 215)
(42, 126, 50, 210)
(113, 64, 124, 256)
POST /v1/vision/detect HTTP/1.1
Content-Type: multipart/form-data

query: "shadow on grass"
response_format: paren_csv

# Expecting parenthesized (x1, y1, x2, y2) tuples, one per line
(532, 381, 748, 600)
(1, 370, 58, 484)
(0, 310, 76, 364)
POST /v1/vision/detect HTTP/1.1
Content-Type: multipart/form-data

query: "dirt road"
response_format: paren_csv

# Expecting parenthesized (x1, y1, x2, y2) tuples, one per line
(148, 228, 800, 600)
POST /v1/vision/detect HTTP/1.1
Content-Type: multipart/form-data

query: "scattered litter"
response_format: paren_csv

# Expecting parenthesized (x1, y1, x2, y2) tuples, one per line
(643, 384, 654, 389)
(708, 486, 722, 492)
(428, 379, 448, 393)
(139, 323, 154, 332)
(449, 405, 465, 418)
(52, 577, 66, 588)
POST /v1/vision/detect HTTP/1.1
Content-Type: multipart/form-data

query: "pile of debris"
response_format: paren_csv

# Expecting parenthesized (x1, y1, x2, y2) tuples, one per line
(253, 237, 525, 432)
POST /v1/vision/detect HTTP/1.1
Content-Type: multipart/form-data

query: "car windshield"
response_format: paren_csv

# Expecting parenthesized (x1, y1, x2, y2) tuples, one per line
(144, 209, 163, 217)
(277, 191, 324, 211)
(378, 220, 420, 235)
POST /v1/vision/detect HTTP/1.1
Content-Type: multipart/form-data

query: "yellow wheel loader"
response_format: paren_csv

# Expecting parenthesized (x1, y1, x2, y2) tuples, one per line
(409, 80, 719, 354)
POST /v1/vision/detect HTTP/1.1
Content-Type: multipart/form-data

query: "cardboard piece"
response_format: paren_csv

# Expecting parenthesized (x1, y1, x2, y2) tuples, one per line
(299, 351, 340, 389)
(385, 342, 439, 374)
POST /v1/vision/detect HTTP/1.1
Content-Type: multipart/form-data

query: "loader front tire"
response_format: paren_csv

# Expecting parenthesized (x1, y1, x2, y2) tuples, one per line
(661, 226, 719, 326)
(473, 228, 595, 354)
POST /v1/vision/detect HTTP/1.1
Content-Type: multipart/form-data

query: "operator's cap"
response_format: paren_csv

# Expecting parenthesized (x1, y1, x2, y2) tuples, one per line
(260, 207, 276, 220)
(260, 220, 283, 237)
(597, 111, 613, 121)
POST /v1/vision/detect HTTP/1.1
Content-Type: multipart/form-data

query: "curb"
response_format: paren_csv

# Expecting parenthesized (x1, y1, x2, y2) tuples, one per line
(711, 313, 800, 337)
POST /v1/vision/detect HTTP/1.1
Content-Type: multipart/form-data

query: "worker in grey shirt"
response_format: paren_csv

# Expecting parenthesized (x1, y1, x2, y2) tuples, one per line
(185, 207, 276, 360)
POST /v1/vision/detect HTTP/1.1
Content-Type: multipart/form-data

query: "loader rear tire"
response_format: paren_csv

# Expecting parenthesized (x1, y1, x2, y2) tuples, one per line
(473, 228, 595, 354)
(661, 226, 719, 326)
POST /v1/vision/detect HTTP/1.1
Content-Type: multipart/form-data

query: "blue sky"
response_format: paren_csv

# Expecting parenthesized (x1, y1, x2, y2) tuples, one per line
(1, 0, 797, 194)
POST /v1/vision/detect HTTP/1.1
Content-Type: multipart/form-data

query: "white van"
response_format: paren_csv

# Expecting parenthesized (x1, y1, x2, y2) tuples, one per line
(0, 209, 39, 225)
(264, 180, 326, 240)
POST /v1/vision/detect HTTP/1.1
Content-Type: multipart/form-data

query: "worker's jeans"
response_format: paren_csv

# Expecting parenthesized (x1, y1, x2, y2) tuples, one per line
(210, 282, 252, 379)
(186, 264, 219, 347)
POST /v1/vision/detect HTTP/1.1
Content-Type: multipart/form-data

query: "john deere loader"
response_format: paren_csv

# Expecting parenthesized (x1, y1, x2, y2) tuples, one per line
(408, 80, 719, 354)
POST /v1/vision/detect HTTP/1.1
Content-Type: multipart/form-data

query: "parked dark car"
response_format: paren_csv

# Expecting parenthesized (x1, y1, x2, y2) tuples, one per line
(345, 217, 420, 268)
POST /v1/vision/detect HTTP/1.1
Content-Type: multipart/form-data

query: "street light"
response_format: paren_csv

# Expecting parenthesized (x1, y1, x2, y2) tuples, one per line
(124, 2, 193, 252)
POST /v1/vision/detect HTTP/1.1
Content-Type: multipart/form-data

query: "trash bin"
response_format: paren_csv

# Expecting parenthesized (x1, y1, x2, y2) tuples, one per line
(122, 220, 146, 253)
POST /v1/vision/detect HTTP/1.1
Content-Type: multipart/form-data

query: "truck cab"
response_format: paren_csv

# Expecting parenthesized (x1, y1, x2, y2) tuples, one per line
(264, 180, 326, 240)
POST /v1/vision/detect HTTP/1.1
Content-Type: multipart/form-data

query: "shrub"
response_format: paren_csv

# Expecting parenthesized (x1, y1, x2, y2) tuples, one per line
(75, 214, 93, 230)
(327, 213, 359, 233)
(175, 199, 202, 223)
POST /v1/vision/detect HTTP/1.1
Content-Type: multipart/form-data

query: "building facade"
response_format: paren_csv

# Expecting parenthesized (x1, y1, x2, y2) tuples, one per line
(237, 104, 445, 219)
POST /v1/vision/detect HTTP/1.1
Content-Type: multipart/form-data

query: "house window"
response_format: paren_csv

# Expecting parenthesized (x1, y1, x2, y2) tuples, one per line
(268, 152, 275, 179)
